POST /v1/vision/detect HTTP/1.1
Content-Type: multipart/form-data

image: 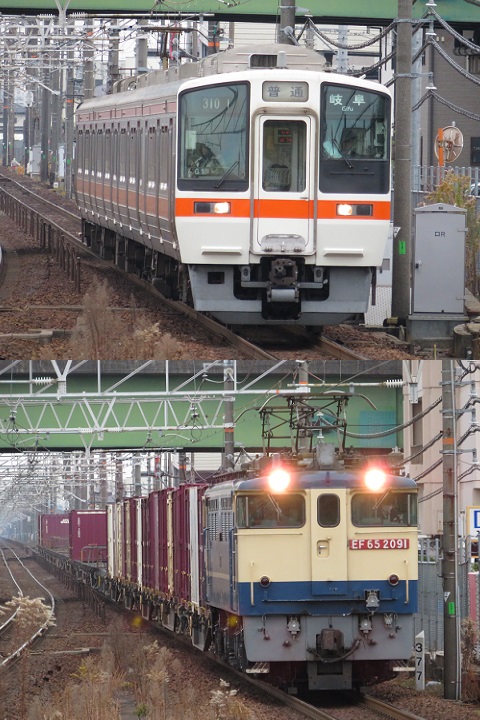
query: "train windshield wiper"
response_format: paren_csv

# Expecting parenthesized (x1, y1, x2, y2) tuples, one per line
(332, 139, 354, 169)
(215, 160, 240, 188)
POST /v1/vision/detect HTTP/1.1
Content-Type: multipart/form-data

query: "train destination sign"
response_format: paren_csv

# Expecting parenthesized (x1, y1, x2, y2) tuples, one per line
(262, 82, 309, 102)
(349, 538, 410, 550)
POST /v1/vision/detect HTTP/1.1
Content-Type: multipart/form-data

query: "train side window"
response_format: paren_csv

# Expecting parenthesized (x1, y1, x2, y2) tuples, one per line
(128, 129, 136, 185)
(77, 130, 83, 175)
(147, 127, 156, 189)
(119, 129, 127, 183)
(84, 131, 90, 174)
(317, 494, 340, 528)
(104, 130, 111, 179)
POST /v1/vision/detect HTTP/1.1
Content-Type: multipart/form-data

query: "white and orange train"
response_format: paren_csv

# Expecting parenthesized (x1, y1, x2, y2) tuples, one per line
(74, 43, 392, 326)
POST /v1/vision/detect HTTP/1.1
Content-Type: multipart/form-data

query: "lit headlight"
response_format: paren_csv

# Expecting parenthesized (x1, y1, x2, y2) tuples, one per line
(214, 202, 231, 214)
(194, 202, 231, 214)
(364, 468, 387, 491)
(336, 204, 373, 217)
(268, 468, 290, 493)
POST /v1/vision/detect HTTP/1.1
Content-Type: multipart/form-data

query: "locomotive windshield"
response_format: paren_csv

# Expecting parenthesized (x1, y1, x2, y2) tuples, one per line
(319, 83, 390, 195)
(236, 493, 304, 528)
(351, 491, 417, 527)
(178, 82, 249, 191)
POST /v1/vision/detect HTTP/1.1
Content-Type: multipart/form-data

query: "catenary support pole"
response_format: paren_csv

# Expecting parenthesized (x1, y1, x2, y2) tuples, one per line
(391, 0, 413, 322)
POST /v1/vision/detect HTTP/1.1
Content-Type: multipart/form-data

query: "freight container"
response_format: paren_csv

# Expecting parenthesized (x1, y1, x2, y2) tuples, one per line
(69, 510, 107, 563)
(38, 513, 70, 551)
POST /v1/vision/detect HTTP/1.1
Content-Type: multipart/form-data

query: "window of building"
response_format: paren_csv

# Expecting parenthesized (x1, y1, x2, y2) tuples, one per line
(471, 137, 480, 166)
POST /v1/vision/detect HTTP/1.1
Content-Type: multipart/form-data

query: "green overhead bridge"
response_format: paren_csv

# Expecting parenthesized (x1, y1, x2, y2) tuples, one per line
(0, 361, 404, 453)
(1, 0, 479, 24)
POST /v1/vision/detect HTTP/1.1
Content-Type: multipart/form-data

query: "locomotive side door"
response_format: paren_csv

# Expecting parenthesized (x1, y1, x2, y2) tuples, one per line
(253, 116, 316, 255)
(311, 492, 348, 596)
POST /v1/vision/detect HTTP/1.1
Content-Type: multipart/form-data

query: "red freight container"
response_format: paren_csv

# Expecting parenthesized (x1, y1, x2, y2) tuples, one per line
(38, 513, 70, 551)
(69, 510, 107, 563)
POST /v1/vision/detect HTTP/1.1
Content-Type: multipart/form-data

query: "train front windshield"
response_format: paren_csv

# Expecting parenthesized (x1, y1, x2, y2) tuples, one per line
(351, 491, 417, 527)
(178, 82, 249, 191)
(320, 83, 391, 195)
(237, 493, 305, 528)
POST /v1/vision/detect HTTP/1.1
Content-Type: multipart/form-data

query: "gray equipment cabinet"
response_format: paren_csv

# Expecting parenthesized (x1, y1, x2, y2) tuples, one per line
(412, 203, 466, 314)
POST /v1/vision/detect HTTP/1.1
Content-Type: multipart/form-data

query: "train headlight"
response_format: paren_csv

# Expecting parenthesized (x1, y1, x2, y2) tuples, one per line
(336, 204, 373, 217)
(268, 468, 290, 493)
(259, 576, 271, 588)
(364, 468, 387, 491)
(194, 202, 231, 215)
(388, 574, 400, 586)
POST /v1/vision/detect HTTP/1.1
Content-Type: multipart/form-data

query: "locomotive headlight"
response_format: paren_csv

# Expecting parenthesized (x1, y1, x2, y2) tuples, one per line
(268, 468, 290, 493)
(337, 203, 353, 216)
(364, 468, 387, 491)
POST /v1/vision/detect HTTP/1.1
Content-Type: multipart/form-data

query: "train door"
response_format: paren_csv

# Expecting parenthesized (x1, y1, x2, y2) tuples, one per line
(253, 116, 316, 255)
(311, 492, 348, 595)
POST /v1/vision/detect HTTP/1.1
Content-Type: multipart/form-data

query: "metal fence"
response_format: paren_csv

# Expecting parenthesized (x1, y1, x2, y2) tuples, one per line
(412, 164, 480, 211)
(416, 536, 474, 654)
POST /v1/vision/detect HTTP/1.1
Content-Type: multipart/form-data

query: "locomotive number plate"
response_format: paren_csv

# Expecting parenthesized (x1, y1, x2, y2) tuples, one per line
(349, 538, 410, 550)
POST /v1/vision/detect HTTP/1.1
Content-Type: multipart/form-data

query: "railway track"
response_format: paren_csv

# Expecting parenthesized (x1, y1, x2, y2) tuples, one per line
(0, 168, 393, 361)
(0, 542, 56, 669)
(0, 170, 278, 360)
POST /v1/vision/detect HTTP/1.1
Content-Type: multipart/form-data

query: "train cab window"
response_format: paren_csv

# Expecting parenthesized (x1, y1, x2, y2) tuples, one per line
(317, 494, 340, 528)
(262, 120, 306, 192)
(236, 493, 304, 528)
(178, 82, 249, 191)
(351, 491, 417, 527)
(319, 83, 390, 195)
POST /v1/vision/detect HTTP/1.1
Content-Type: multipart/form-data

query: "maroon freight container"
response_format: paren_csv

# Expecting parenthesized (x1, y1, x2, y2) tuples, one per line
(172, 485, 193, 602)
(158, 488, 171, 596)
(38, 513, 70, 551)
(69, 510, 107, 563)
(147, 490, 161, 591)
(123, 497, 141, 583)
(136, 497, 148, 588)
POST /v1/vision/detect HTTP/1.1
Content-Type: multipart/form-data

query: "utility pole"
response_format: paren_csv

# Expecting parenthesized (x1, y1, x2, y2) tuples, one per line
(278, 0, 296, 45)
(223, 360, 235, 470)
(442, 359, 460, 700)
(391, 0, 413, 323)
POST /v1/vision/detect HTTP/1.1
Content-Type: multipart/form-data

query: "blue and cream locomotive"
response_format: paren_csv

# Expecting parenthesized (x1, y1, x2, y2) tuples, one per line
(203, 452, 417, 690)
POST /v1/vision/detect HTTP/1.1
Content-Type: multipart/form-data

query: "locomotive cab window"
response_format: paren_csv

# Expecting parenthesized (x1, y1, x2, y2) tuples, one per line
(178, 82, 249, 192)
(317, 494, 340, 527)
(236, 493, 304, 528)
(319, 83, 391, 195)
(351, 491, 417, 527)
